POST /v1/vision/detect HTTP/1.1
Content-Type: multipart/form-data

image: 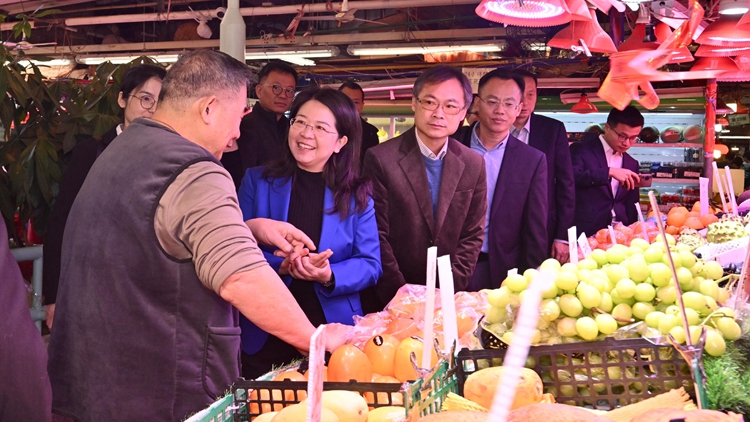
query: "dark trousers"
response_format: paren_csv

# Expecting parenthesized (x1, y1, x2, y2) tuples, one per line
(466, 253, 491, 292)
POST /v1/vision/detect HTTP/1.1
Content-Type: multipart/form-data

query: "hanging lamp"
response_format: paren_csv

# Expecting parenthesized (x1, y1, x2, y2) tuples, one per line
(718, 0, 750, 15)
(736, 7, 750, 30)
(696, 15, 750, 47)
(571, 93, 599, 113)
(716, 97, 736, 114)
(690, 56, 740, 72)
(695, 43, 750, 56)
(547, 8, 618, 53)
(617, 24, 661, 51)
(717, 55, 750, 81)
(475, 0, 574, 27)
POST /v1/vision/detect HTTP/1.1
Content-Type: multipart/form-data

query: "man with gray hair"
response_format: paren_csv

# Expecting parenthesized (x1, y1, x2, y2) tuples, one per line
(47, 50, 350, 422)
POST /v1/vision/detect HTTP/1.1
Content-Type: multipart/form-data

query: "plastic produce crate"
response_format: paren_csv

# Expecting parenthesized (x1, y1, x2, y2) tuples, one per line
(186, 394, 236, 422)
(455, 337, 695, 410)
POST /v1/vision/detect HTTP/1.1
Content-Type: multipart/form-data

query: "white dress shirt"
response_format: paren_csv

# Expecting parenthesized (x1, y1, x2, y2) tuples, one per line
(600, 135, 623, 220)
(416, 130, 448, 160)
(511, 118, 531, 145)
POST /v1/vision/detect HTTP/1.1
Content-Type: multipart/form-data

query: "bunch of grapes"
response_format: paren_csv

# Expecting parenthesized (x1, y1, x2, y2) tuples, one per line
(484, 235, 742, 357)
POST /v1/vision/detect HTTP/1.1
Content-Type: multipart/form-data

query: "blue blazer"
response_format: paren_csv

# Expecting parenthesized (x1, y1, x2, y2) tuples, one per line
(237, 167, 382, 355)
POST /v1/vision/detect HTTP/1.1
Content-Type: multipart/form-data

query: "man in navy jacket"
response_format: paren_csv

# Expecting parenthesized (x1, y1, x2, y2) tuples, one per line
(570, 106, 644, 238)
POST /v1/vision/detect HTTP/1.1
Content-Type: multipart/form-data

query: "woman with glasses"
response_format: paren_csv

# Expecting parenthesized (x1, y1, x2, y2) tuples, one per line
(237, 87, 382, 379)
(43, 63, 167, 329)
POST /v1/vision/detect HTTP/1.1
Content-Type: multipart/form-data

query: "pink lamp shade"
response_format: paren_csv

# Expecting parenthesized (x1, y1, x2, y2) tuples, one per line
(475, 0, 573, 27)
(547, 8, 617, 53)
(566, 0, 592, 21)
(696, 43, 750, 56)
(571, 93, 599, 113)
(716, 97, 736, 114)
(696, 15, 750, 47)
(690, 56, 740, 72)
(718, 54, 750, 81)
(654, 23, 694, 63)
(617, 24, 661, 52)
(737, 7, 750, 31)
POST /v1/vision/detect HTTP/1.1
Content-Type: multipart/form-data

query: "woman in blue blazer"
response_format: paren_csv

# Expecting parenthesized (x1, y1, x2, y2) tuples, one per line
(238, 87, 382, 379)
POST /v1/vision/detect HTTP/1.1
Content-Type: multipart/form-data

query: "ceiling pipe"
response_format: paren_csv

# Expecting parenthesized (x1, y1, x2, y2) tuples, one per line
(64, 0, 479, 26)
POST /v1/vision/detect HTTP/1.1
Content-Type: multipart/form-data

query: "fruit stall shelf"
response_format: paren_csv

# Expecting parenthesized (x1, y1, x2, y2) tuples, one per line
(455, 337, 695, 411)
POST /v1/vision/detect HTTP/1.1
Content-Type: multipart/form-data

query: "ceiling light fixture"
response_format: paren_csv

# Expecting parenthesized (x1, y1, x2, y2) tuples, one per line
(695, 44, 750, 57)
(77, 47, 339, 66)
(547, 8, 617, 54)
(77, 53, 182, 65)
(347, 41, 504, 56)
(716, 97, 736, 114)
(696, 15, 750, 47)
(718, 0, 750, 15)
(474, 0, 573, 27)
(690, 56, 740, 72)
(570, 93, 598, 113)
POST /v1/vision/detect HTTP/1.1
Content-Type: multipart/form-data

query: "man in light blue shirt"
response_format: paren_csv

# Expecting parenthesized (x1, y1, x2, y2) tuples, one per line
(453, 69, 549, 290)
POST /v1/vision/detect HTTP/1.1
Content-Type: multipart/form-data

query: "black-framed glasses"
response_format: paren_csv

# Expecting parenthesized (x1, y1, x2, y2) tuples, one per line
(416, 98, 464, 115)
(130, 94, 157, 110)
(290, 118, 338, 137)
(265, 84, 295, 97)
(610, 127, 639, 143)
(477, 96, 519, 111)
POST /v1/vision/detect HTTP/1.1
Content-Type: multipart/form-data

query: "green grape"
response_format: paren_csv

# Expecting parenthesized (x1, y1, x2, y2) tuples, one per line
(607, 366, 622, 380)
(587, 277, 609, 294)
(676, 267, 694, 287)
(632, 302, 655, 320)
(596, 313, 618, 335)
(704, 261, 724, 280)
(628, 259, 650, 283)
(523, 268, 539, 283)
(705, 296, 718, 314)
(649, 263, 672, 287)
(716, 307, 737, 318)
(591, 249, 608, 267)
(541, 282, 559, 300)
(644, 246, 664, 264)
(487, 286, 511, 307)
(607, 245, 629, 264)
(503, 273, 529, 293)
(531, 329, 542, 344)
(576, 316, 599, 341)
(578, 269, 593, 284)
(663, 251, 683, 268)
(679, 250, 697, 268)
(665, 305, 680, 315)
(540, 258, 562, 272)
(690, 262, 704, 278)
(501, 331, 514, 345)
(560, 294, 583, 317)
(645, 311, 665, 328)
(685, 308, 700, 326)
(682, 292, 707, 311)
(699, 280, 720, 301)
(485, 305, 509, 324)
(705, 329, 727, 357)
(630, 238, 650, 251)
(669, 326, 687, 344)
(611, 289, 636, 306)
(634, 283, 656, 302)
(606, 264, 630, 284)
(599, 292, 614, 313)
(658, 314, 680, 334)
(557, 317, 578, 337)
(656, 286, 677, 305)
(577, 284, 602, 309)
(612, 303, 633, 325)
(655, 302, 669, 312)
(717, 317, 742, 340)
(555, 271, 579, 291)
(562, 262, 581, 274)
(537, 318, 551, 330)
(540, 299, 561, 322)
(718, 287, 730, 304)
(615, 278, 637, 299)
(488, 322, 508, 336)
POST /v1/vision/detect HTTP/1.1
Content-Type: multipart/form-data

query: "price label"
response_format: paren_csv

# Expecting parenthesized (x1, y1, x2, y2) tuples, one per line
(423, 247, 437, 366)
(568, 226, 578, 264)
(578, 233, 593, 258)
(438, 255, 458, 354)
(608, 225, 618, 245)
(699, 177, 709, 216)
(306, 325, 327, 422)
(507, 268, 518, 278)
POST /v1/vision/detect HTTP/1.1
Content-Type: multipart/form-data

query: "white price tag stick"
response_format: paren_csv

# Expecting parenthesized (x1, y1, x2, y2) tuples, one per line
(608, 225, 618, 245)
(306, 325, 327, 422)
(699, 177, 709, 217)
(488, 271, 554, 422)
(507, 268, 518, 278)
(437, 255, 458, 354)
(422, 247, 438, 367)
(635, 202, 649, 241)
(724, 166, 738, 215)
(568, 226, 578, 264)
(578, 233, 593, 258)
(712, 162, 728, 213)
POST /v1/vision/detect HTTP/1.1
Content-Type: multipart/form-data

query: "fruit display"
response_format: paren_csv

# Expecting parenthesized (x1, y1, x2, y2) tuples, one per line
(706, 214, 749, 244)
(483, 238, 743, 358)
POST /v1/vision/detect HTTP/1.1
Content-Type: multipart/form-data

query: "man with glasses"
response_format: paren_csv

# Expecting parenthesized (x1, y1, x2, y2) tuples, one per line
(360, 66, 487, 313)
(571, 105, 643, 238)
(453, 69, 548, 290)
(221, 60, 298, 189)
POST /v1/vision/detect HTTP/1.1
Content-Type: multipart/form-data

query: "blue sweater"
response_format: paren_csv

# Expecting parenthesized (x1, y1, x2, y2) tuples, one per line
(422, 155, 444, 222)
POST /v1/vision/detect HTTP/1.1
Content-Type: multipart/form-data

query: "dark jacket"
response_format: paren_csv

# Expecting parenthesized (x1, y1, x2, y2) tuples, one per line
(43, 126, 119, 305)
(360, 127, 487, 313)
(0, 218, 52, 422)
(454, 124, 549, 285)
(526, 113, 576, 246)
(221, 104, 289, 190)
(361, 118, 380, 165)
(48, 119, 238, 422)
(570, 135, 640, 238)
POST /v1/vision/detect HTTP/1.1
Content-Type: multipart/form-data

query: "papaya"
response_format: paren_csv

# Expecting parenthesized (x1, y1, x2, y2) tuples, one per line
(367, 406, 406, 422)
(300, 390, 368, 422)
(463, 367, 542, 410)
(270, 404, 339, 422)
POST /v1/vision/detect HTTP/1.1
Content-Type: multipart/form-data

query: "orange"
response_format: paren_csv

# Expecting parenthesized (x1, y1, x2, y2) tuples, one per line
(686, 211, 700, 219)
(692, 201, 701, 213)
(363, 375, 403, 408)
(393, 337, 438, 382)
(363, 334, 400, 378)
(700, 214, 719, 227)
(328, 344, 372, 383)
(683, 217, 704, 230)
(273, 370, 307, 403)
(666, 225, 680, 235)
(456, 311, 477, 338)
(666, 212, 686, 227)
(669, 206, 689, 215)
(303, 366, 327, 382)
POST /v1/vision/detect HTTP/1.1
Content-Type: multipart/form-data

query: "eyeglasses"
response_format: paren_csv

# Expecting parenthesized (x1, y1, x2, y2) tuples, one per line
(130, 94, 157, 110)
(477, 96, 519, 111)
(610, 127, 639, 143)
(264, 84, 295, 98)
(416, 98, 464, 115)
(290, 118, 338, 137)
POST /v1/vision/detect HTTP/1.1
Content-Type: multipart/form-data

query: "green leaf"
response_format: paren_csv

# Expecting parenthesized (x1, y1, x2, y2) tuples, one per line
(33, 8, 61, 18)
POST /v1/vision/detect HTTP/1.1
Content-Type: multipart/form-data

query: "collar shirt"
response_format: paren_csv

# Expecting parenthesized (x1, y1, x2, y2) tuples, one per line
(511, 117, 531, 145)
(416, 130, 448, 160)
(470, 123, 508, 253)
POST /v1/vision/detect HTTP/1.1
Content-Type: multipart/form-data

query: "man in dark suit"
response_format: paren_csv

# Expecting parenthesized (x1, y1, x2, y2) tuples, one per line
(453, 69, 548, 290)
(570, 106, 644, 238)
(338, 80, 381, 164)
(511, 70, 575, 263)
(221, 61, 297, 189)
(361, 66, 487, 313)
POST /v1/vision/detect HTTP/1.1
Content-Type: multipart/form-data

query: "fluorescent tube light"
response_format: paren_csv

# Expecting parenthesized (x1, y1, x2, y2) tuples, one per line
(77, 53, 180, 65)
(76, 47, 339, 66)
(15, 58, 74, 67)
(347, 41, 504, 56)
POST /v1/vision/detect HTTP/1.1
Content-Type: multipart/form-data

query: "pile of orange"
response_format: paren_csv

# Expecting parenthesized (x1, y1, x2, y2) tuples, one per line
(663, 202, 719, 234)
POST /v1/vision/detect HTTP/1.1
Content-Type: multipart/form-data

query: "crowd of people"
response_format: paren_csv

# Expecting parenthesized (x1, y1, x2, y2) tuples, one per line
(3, 50, 649, 421)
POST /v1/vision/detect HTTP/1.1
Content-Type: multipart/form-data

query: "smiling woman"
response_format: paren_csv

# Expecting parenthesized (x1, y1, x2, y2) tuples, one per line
(236, 87, 383, 379)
